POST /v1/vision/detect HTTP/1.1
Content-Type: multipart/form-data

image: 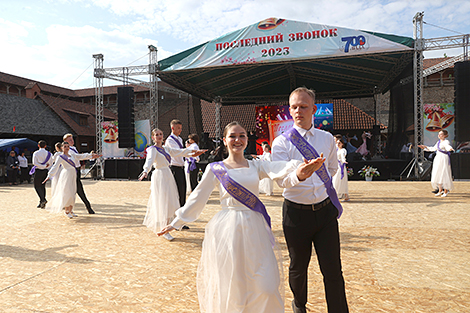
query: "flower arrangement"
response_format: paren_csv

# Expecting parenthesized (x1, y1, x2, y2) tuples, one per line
(358, 165, 380, 177)
(347, 167, 354, 177)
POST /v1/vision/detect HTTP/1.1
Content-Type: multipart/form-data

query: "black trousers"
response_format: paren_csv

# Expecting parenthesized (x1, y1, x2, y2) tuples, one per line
(75, 168, 91, 210)
(20, 167, 30, 182)
(34, 169, 48, 203)
(283, 199, 349, 313)
(189, 165, 199, 191)
(170, 165, 186, 207)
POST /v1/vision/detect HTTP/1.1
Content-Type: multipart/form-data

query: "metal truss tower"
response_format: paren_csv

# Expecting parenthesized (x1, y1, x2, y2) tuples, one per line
(148, 45, 158, 129)
(93, 54, 104, 179)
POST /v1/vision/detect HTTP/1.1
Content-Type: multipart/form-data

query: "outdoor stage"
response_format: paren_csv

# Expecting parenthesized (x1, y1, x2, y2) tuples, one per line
(1, 180, 469, 312)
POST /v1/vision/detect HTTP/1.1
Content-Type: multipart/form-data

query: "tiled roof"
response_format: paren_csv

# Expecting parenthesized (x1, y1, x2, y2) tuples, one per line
(332, 99, 385, 130)
(0, 93, 72, 136)
(0, 71, 76, 97)
(37, 94, 117, 137)
(423, 57, 455, 70)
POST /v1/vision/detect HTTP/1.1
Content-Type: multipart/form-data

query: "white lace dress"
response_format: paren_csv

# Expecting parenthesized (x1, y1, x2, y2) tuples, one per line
(171, 159, 301, 313)
(142, 145, 195, 234)
(332, 148, 348, 198)
(423, 139, 454, 191)
(258, 152, 274, 196)
(45, 154, 77, 213)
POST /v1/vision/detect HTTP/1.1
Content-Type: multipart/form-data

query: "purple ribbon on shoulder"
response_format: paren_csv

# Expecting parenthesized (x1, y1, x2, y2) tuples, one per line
(282, 127, 343, 218)
(169, 135, 184, 149)
(70, 146, 79, 154)
(437, 140, 451, 165)
(186, 158, 197, 173)
(148, 145, 172, 164)
(210, 161, 274, 246)
(29, 151, 52, 175)
(59, 154, 76, 168)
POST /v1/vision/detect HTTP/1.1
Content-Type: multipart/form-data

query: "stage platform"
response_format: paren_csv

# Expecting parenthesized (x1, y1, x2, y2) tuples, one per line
(347, 158, 408, 181)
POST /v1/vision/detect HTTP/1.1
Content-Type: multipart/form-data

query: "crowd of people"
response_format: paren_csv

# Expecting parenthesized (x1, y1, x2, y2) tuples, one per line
(5, 86, 457, 313)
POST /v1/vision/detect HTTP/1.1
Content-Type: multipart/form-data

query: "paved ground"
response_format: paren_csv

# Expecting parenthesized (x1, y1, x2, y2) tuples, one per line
(1, 179, 469, 312)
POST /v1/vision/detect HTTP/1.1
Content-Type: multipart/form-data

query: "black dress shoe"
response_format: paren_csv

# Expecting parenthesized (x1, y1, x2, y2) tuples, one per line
(432, 189, 439, 194)
(87, 207, 95, 214)
(40, 201, 47, 209)
(292, 300, 306, 313)
(37, 203, 42, 208)
(182, 225, 190, 230)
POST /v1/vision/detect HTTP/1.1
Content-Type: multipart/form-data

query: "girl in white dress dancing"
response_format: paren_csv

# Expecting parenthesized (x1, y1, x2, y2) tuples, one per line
(333, 136, 350, 201)
(138, 129, 205, 241)
(419, 130, 454, 197)
(43, 142, 78, 218)
(257, 143, 274, 196)
(158, 121, 325, 313)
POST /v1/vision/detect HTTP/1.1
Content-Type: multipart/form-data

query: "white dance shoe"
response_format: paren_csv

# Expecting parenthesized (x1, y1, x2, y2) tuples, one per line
(441, 192, 448, 197)
(162, 233, 174, 241)
(71, 213, 78, 217)
(66, 213, 74, 218)
(435, 191, 443, 196)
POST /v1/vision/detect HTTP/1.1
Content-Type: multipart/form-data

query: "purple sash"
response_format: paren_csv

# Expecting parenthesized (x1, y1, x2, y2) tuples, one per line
(338, 161, 345, 179)
(437, 140, 451, 165)
(60, 154, 76, 168)
(70, 146, 79, 154)
(210, 162, 274, 245)
(169, 135, 184, 149)
(29, 151, 52, 175)
(282, 128, 343, 218)
(186, 158, 197, 173)
(148, 145, 172, 164)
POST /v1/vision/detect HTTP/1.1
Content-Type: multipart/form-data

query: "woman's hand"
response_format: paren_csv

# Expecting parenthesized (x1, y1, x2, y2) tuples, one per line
(296, 153, 325, 181)
(157, 225, 175, 236)
(138, 172, 147, 181)
(42, 177, 49, 184)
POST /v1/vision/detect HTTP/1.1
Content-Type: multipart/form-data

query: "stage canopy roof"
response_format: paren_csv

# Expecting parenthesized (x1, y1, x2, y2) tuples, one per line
(158, 18, 414, 105)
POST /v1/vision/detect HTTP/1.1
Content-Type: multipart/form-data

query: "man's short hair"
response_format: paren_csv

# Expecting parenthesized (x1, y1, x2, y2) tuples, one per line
(38, 140, 47, 148)
(63, 133, 73, 141)
(170, 119, 182, 127)
(290, 87, 315, 102)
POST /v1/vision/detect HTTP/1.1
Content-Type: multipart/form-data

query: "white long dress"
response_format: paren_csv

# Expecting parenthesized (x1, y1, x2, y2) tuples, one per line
(45, 154, 77, 214)
(332, 148, 348, 198)
(424, 139, 454, 191)
(171, 159, 301, 313)
(142, 145, 196, 234)
(50, 152, 63, 198)
(258, 152, 273, 196)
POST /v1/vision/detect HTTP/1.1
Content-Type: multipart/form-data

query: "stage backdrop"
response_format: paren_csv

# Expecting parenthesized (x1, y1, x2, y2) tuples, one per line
(255, 104, 333, 154)
(102, 120, 151, 158)
(423, 103, 455, 146)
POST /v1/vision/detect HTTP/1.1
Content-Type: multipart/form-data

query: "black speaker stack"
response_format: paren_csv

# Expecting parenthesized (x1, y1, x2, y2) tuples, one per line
(118, 86, 135, 148)
(454, 61, 470, 142)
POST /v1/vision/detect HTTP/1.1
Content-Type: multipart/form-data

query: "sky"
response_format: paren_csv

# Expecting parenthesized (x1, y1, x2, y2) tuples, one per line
(1, 0, 470, 90)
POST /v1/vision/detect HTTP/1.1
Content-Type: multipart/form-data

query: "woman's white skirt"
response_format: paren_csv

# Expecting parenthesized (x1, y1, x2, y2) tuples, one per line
(431, 153, 454, 191)
(197, 208, 284, 313)
(143, 167, 180, 234)
(46, 167, 76, 214)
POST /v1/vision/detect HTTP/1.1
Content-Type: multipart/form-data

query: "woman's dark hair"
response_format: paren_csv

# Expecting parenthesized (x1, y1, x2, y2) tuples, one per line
(188, 133, 199, 144)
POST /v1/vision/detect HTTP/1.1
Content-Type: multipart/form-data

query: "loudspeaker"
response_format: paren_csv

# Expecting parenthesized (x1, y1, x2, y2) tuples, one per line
(118, 86, 135, 148)
(454, 61, 470, 141)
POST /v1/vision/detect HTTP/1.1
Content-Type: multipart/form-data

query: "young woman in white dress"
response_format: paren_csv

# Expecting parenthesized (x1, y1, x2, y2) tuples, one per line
(257, 143, 274, 196)
(43, 142, 78, 218)
(50, 142, 63, 198)
(138, 129, 205, 241)
(158, 121, 325, 313)
(418, 129, 454, 197)
(332, 136, 350, 201)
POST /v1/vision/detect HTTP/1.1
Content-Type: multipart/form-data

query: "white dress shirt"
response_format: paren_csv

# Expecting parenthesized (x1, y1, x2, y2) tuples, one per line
(272, 124, 338, 205)
(165, 134, 185, 167)
(68, 146, 93, 168)
(32, 148, 52, 170)
(18, 155, 28, 168)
